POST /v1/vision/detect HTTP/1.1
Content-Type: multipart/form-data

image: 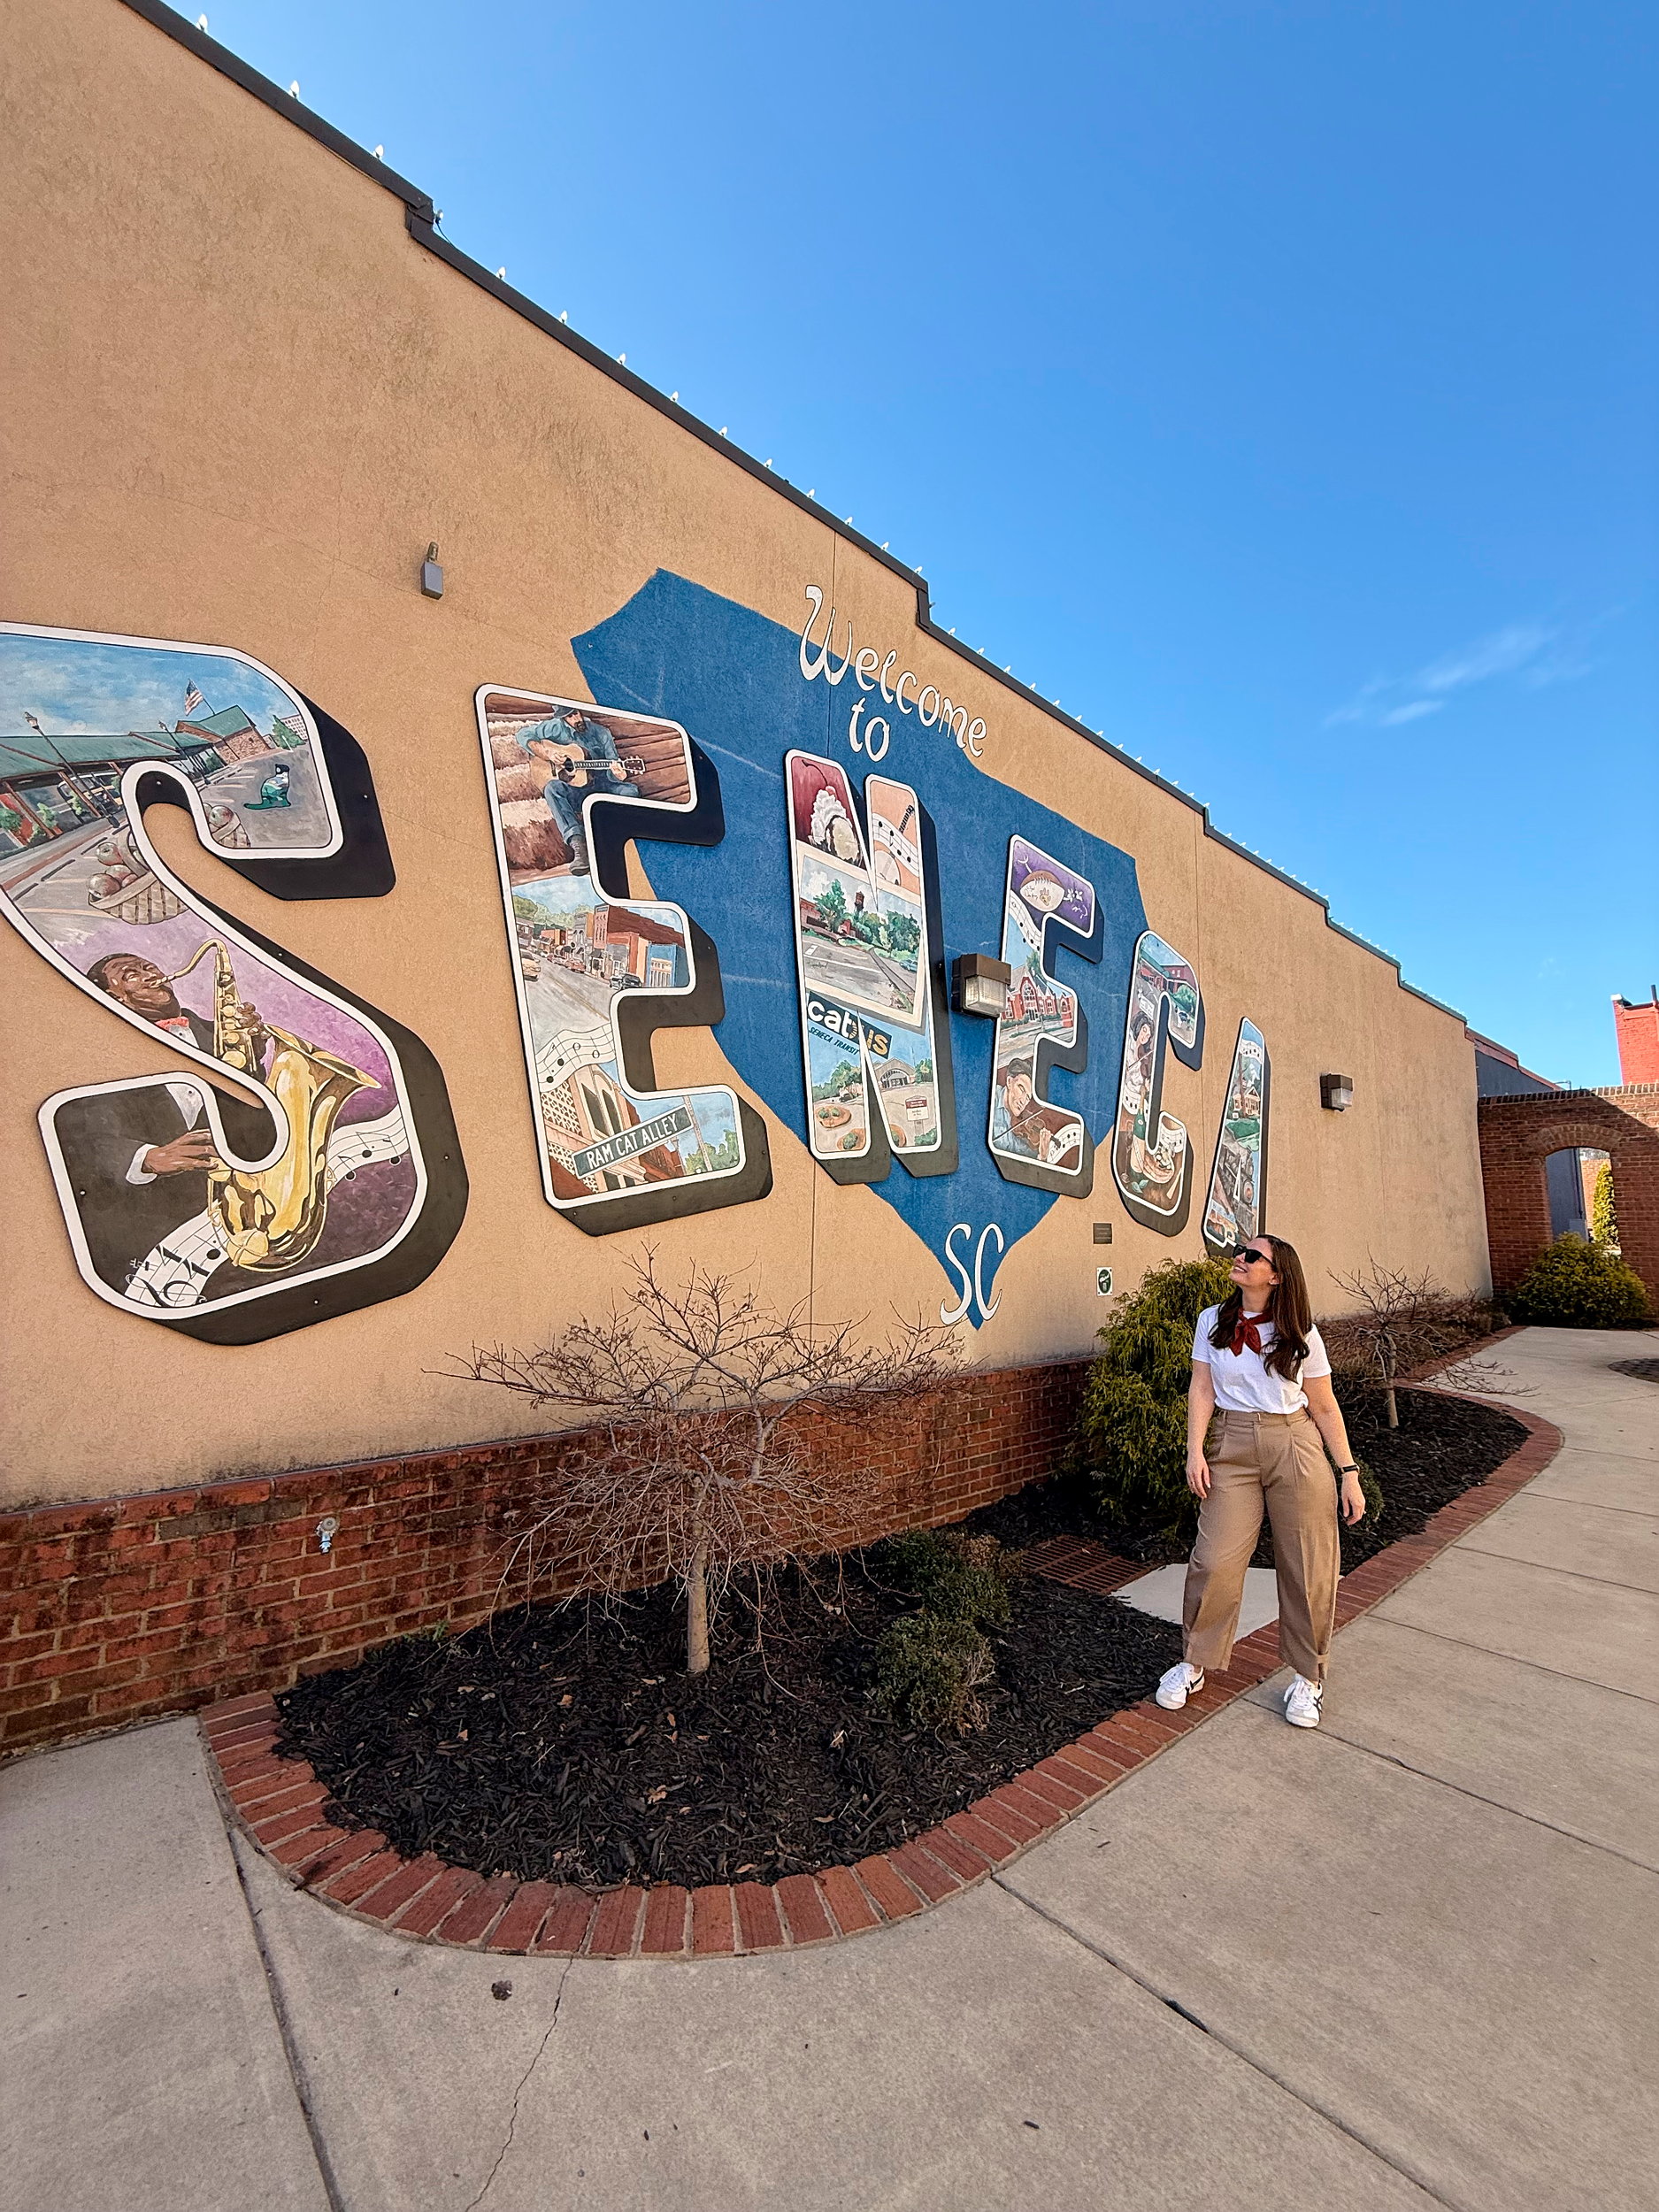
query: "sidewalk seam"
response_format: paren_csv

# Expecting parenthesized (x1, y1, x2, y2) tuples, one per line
(1496, 1494, 1658, 1520)
(1527, 1446, 1659, 1465)
(1257, 1711, 1659, 1877)
(989, 1876, 1459, 2208)
(1331, 1613, 1659, 1707)
(1429, 1545, 1659, 1597)
(227, 1829, 350, 2212)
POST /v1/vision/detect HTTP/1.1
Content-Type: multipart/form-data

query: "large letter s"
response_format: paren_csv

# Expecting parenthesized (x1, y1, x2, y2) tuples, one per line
(4, 621, 465, 1342)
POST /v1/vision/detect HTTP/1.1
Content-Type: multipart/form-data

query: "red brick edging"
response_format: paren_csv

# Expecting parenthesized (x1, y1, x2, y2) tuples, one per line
(203, 1395, 1561, 1960)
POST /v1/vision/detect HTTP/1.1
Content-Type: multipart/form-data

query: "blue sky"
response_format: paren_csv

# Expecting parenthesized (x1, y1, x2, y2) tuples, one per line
(0, 633, 296, 737)
(193, 2, 1652, 1082)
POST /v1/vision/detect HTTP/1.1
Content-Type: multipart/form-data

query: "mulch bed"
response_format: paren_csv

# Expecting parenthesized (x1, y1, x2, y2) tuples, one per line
(273, 1558, 1183, 1893)
(271, 1381, 1523, 1895)
(967, 1383, 1529, 1574)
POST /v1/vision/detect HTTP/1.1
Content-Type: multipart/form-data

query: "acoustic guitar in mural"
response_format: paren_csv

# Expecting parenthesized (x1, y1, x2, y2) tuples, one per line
(543, 742, 647, 789)
(0, 621, 466, 1343)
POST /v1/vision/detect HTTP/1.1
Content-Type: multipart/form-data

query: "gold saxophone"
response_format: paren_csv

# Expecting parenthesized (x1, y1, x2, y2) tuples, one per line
(165, 941, 376, 1272)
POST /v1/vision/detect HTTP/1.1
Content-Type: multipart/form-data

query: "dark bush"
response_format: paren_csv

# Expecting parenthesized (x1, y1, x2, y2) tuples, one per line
(876, 1527, 1013, 1629)
(1356, 1463, 1385, 1529)
(874, 1611, 995, 1734)
(1509, 1236, 1654, 1329)
(872, 1529, 1014, 1732)
(1079, 1256, 1234, 1535)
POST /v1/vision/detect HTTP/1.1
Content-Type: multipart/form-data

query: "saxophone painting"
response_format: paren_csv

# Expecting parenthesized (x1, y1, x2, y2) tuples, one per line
(158, 939, 377, 1272)
(2, 622, 454, 1338)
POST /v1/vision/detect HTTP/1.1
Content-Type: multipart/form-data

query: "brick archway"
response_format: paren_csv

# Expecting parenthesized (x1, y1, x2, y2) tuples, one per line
(1478, 1089, 1659, 1306)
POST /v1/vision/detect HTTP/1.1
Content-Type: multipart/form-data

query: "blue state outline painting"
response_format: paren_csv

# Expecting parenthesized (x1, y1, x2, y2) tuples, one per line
(572, 572, 1149, 1323)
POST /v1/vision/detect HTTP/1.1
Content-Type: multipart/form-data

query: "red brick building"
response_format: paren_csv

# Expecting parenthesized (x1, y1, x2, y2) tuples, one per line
(1613, 989, 1659, 1087)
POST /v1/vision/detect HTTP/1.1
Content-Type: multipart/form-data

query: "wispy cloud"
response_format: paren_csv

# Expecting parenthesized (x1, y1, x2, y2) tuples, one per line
(1325, 614, 1612, 731)
(0, 633, 297, 738)
(1379, 698, 1443, 726)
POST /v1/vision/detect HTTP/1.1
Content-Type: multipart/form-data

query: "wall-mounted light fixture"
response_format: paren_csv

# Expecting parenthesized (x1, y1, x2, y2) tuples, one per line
(420, 542, 444, 599)
(951, 952, 1010, 1017)
(1320, 1072, 1355, 1112)
(315, 1514, 341, 1555)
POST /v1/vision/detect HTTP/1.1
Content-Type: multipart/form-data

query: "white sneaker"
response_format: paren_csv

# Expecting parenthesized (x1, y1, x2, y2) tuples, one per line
(1156, 1662, 1204, 1710)
(1284, 1675, 1324, 1728)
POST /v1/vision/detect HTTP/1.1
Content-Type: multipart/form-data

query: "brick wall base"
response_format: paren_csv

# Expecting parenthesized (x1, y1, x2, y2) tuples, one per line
(1, 1359, 1087, 1756)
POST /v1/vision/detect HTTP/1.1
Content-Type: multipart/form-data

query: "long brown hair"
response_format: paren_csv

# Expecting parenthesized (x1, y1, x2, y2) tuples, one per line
(1210, 1233, 1313, 1379)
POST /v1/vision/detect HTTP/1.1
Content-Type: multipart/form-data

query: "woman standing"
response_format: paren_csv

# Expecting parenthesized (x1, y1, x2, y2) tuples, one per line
(1156, 1235, 1365, 1728)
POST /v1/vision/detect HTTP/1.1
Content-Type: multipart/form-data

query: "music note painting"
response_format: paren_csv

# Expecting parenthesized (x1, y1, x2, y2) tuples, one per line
(1, 624, 433, 1329)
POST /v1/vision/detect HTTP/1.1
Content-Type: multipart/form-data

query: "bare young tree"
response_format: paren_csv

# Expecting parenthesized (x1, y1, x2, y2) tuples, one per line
(455, 1253, 959, 1676)
(1325, 1261, 1503, 1426)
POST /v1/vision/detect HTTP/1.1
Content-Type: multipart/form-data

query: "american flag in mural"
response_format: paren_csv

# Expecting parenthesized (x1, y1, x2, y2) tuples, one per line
(182, 680, 205, 717)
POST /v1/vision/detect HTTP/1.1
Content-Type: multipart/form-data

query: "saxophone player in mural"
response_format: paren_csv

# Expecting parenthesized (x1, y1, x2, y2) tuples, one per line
(6, 626, 435, 1330)
(55, 950, 277, 1294)
(88, 948, 272, 1076)
(56, 941, 373, 1297)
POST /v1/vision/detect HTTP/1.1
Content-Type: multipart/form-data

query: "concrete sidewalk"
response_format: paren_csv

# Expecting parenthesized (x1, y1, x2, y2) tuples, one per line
(4, 1325, 1655, 2212)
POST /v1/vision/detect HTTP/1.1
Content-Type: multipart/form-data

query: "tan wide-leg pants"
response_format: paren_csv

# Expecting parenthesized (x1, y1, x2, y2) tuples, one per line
(1182, 1408, 1340, 1684)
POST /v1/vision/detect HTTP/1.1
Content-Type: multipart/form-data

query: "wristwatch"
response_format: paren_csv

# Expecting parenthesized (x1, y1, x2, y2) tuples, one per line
(1337, 1463, 1359, 1474)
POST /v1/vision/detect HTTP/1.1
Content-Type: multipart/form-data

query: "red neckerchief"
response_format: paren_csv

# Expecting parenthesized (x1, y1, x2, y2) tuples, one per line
(1228, 1309, 1271, 1356)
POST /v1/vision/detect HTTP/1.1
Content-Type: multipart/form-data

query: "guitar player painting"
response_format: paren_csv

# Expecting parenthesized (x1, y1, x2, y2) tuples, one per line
(479, 692, 692, 880)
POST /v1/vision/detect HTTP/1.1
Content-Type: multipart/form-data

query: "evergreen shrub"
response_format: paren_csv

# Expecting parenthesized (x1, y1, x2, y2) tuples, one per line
(1590, 1162, 1617, 1248)
(872, 1529, 1014, 1732)
(1355, 1463, 1385, 1529)
(1079, 1257, 1234, 1535)
(1509, 1235, 1654, 1328)
(877, 1527, 1013, 1629)
(874, 1611, 995, 1733)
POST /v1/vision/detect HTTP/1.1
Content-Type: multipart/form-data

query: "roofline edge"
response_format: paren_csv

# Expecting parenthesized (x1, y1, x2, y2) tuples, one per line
(111, 0, 1466, 1030)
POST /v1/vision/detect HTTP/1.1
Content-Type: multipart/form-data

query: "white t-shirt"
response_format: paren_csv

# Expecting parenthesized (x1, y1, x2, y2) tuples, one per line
(1191, 1304, 1332, 1414)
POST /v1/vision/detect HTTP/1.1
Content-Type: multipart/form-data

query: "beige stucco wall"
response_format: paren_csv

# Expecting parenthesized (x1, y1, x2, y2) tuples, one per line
(0, 0, 1490, 1508)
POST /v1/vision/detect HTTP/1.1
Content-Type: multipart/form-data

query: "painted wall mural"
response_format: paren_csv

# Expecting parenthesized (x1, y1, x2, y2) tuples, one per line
(1111, 929, 1206, 1235)
(785, 752, 956, 1186)
(987, 837, 1101, 1195)
(1202, 1018, 1270, 1253)
(11, 587, 1278, 1339)
(474, 687, 771, 1233)
(565, 571, 1153, 1321)
(1, 622, 465, 1342)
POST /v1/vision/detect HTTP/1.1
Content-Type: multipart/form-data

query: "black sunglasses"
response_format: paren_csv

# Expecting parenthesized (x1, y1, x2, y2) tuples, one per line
(1232, 1244, 1272, 1264)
